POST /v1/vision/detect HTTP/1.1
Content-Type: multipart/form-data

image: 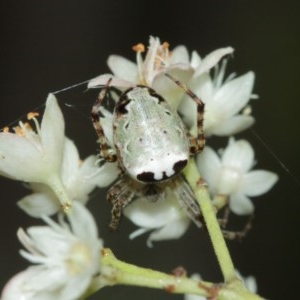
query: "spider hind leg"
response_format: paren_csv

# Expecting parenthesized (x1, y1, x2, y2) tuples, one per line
(107, 176, 135, 231)
(173, 175, 203, 228)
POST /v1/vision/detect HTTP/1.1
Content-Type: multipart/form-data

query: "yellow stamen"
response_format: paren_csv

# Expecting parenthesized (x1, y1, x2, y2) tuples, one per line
(14, 126, 26, 137)
(24, 122, 32, 129)
(27, 112, 39, 120)
(13, 122, 32, 136)
(162, 41, 170, 50)
(132, 43, 145, 53)
(2, 127, 9, 133)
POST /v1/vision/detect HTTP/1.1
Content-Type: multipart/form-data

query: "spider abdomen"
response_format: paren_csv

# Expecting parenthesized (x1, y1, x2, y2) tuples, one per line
(113, 86, 190, 183)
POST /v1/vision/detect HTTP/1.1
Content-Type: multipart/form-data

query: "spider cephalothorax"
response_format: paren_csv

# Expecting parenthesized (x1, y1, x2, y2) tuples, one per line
(91, 73, 205, 230)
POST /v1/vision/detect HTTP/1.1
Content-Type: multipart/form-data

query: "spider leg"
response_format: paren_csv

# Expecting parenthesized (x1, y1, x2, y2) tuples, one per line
(218, 205, 231, 228)
(221, 213, 254, 240)
(107, 176, 135, 230)
(213, 194, 254, 240)
(91, 78, 117, 162)
(164, 73, 205, 155)
(174, 175, 203, 228)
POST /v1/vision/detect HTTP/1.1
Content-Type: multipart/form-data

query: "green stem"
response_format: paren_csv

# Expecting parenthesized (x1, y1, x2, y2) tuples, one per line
(84, 248, 215, 298)
(82, 160, 265, 299)
(183, 159, 236, 282)
(83, 248, 265, 300)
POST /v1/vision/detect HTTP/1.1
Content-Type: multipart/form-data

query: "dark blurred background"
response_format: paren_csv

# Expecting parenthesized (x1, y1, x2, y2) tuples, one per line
(0, 1, 299, 299)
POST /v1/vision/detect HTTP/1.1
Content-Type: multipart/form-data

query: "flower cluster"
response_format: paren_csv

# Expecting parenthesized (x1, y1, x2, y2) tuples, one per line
(0, 95, 118, 217)
(0, 36, 278, 299)
(89, 36, 277, 245)
(0, 94, 118, 299)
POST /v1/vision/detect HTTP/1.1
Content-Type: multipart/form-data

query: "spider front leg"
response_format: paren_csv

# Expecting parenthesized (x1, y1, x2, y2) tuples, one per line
(164, 73, 205, 155)
(91, 78, 117, 162)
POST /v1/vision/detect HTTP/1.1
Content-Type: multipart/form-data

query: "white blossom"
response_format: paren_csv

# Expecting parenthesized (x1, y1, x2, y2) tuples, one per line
(18, 138, 118, 217)
(0, 94, 71, 210)
(90, 36, 254, 137)
(0, 94, 118, 217)
(196, 138, 278, 215)
(179, 59, 256, 136)
(88, 36, 233, 110)
(124, 188, 191, 247)
(1, 202, 103, 300)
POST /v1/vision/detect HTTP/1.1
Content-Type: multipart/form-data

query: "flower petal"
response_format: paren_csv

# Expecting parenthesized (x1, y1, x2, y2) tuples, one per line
(1, 268, 54, 300)
(40, 94, 65, 172)
(57, 272, 91, 300)
(239, 170, 278, 197)
(171, 45, 189, 64)
(222, 139, 254, 173)
(152, 65, 194, 109)
(212, 72, 255, 117)
(196, 147, 222, 195)
(0, 133, 46, 181)
(23, 227, 70, 258)
(194, 47, 234, 76)
(206, 115, 255, 136)
(18, 192, 59, 217)
(179, 73, 213, 129)
(61, 138, 80, 188)
(147, 217, 190, 247)
(244, 276, 257, 293)
(124, 195, 184, 229)
(88, 74, 134, 89)
(230, 193, 254, 215)
(191, 72, 214, 101)
(190, 50, 202, 69)
(1, 266, 68, 300)
(107, 55, 138, 82)
(93, 161, 119, 188)
(177, 96, 197, 129)
(68, 202, 99, 245)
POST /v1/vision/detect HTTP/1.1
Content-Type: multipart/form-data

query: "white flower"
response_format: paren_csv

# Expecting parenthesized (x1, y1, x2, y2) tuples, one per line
(196, 138, 278, 215)
(0, 94, 71, 210)
(90, 36, 255, 137)
(124, 188, 191, 247)
(88, 36, 253, 137)
(1, 202, 103, 300)
(179, 59, 256, 137)
(0, 94, 118, 217)
(88, 36, 233, 110)
(18, 138, 119, 217)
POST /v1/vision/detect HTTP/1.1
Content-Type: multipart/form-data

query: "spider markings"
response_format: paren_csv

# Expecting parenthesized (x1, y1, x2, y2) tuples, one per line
(114, 86, 190, 183)
(91, 74, 205, 230)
